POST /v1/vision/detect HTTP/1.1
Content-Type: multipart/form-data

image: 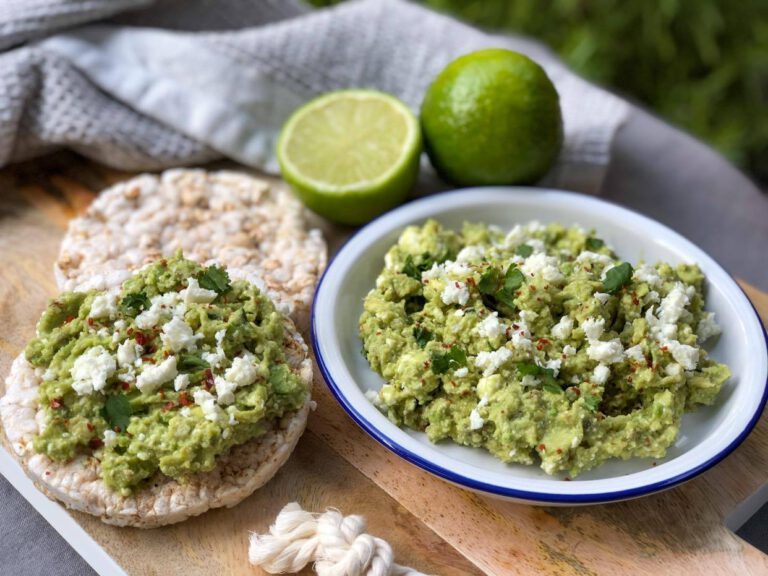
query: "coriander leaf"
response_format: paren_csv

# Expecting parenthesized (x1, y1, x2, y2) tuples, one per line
(517, 362, 561, 392)
(478, 267, 502, 295)
(177, 353, 210, 373)
(197, 265, 231, 294)
(103, 394, 131, 432)
(431, 345, 467, 374)
(119, 292, 149, 316)
(515, 244, 534, 258)
(404, 295, 426, 315)
(585, 237, 605, 251)
(602, 262, 634, 294)
(542, 381, 563, 394)
(402, 253, 435, 280)
(503, 266, 525, 292)
(413, 327, 432, 348)
(583, 394, 601, 411)
(517, 361, 542, 376)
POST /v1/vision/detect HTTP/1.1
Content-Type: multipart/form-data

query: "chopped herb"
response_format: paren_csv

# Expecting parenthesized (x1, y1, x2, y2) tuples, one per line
(478, 267, 503, 295)
(583, 394, 601, 411)
(516, 244, 534, 258)
(503, 266, 525, 292)
(103, 394, 131, 432)
(402, 253, 435, 280)
(119, 292, 149, 316)
(404, 295, 427, 315)
(431, 346, 467, 374)
(585, 237, 605, 251)
(602, 262, 634, 294)
(177, 353, 210, 373)
(478, 265, 523, 316)
(517, 361, 561, 391)
(197, 265, 231, 294)
(542, 381, 563, 394)
(413, 327, 432, 348)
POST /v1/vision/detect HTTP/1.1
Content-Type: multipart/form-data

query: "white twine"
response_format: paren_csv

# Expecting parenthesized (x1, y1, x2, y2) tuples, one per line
(249, 502, 429, 576)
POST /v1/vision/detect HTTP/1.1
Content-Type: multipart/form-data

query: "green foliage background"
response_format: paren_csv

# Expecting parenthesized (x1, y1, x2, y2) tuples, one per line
(309, 0, 768, 182)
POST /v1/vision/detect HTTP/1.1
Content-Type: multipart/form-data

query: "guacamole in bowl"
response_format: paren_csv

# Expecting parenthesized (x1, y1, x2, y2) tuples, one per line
(359, 220, 730, 477)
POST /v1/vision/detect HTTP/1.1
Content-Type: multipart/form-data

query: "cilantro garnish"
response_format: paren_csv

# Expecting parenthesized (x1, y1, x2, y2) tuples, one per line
(583, 394, 601, 412)
(515, 244, 534, 258)
(177, 353, 210, 373)
(431, 346, 467, 374)
(517, 361, 561, 393)
(119, 292, 149, 316)
(478, 265, 524, 316)
(602, 262, 634, 294)
(413, 327, 432, 348)
(197, 265, 231, 294)
(585, 237, 605, 251)
(103, 394, 131, 432)
(402, 253, 435, 280)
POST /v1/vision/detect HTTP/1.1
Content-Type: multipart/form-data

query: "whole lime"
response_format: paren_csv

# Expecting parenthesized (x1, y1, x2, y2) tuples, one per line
(421, 48, 563, 186)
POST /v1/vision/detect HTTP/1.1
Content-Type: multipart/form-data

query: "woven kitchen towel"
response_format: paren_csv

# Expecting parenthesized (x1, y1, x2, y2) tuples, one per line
(0, 0, 628, 193)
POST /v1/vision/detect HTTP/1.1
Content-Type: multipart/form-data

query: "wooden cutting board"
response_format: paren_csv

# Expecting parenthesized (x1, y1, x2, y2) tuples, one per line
(1, 152, 767, 576)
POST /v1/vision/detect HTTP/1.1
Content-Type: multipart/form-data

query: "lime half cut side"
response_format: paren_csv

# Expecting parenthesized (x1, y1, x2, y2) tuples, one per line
(277, 90, 422, 225)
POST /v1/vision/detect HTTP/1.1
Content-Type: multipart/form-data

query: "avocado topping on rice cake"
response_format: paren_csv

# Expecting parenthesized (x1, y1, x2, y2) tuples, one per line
(359, 219, 730, 476)
(26, 254, 309, 495)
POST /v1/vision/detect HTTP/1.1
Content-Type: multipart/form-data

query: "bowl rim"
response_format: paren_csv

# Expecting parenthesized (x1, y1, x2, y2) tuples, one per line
(310, 187, 768, 504)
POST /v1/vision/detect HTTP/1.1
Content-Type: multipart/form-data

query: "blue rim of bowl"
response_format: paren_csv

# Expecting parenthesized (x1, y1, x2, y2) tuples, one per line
(310, 188, 768, 504)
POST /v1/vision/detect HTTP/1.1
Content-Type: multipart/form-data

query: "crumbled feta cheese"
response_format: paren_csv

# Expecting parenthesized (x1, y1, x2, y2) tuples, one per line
(71, 346, 116, 395)
(594, 292, 611, 305)
(551, 316, 573, 340)
(193, 389, 223, 422)
(445, 261, 471, 277)
(666, 340, 699, 370)
(469, 409, 484, 430)
(562, 345, 577, 356)
(587, 338, 625, 364)
(645, 290, 660, 304)
(592, 364, 610, 385)
(454, 309, 465, 317)
(475, 312, 502, 339)
(520, 253, 564, 282)
(659, 283, 690, 326)
(364, 390, 381, 406)
(114, 319, 126, 331)
(161, 316, 202, 353)
(633, 263, 662, 287)
(665, 363, 682, 377)
(456, 245, 485, 263)
(135, 292, 185, 330)
(89, 293, 118, 320)
(228, 411, 238, 425)
(117, 339, 142, 367)
(575, 251, 614, 266)
(581, 317, 605, 340)
(441, 280, 470, 306)
(697, 312, 722, 342)
(180, 406, 191, 417)
(520, 374, 540, 387)
(505, 224, 526, 246)
(103, 429, 118, 447)
(42, 368, 56, 382)
(136, 356, 178, 394)
(222, 428, 231, 439)
(625, 345, 645, 362)
(118, 365, 136, 383)
(181, 277, 218, 304)
(545, 358, 562, 377)
(421, 262, 443, 281)
(474, 347, 513, 377)
(214, 353, 261, 405)
(453, 367, 469, 378)
(174, 374, 190, 391)
(214, 376, 238, 406)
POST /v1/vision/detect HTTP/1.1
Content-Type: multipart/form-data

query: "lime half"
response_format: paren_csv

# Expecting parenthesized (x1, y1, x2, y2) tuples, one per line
(277, 90, 422, 225)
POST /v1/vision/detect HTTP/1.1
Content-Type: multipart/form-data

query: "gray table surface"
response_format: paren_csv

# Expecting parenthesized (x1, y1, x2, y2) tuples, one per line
(2, 105, 767, 575)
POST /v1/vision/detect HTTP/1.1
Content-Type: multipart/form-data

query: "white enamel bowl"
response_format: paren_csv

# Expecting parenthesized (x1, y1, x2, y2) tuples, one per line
(311, 188, 768, 505)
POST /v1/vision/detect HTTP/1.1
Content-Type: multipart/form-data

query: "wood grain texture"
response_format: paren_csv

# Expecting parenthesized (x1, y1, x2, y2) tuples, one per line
(1, 152, 766, 576)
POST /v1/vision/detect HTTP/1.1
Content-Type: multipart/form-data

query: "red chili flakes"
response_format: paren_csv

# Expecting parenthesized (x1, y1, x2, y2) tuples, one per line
(50, 398, 63, 409)
(143, 357, 156, 364)
(442, 343, 452, 349)
(203, 369, 215, 390)
(660, 345, 669, 352)
(45, 471, 51, 476)
(627, 376, 634, 383)
(556, 448, 563, 454)
(179, 392, 192, 407)
(113, 425, 121, 433)
(158, 390, 165, 399)
(87, 317, 95, 327)
(631, 293, 640, 306)
(423, 279, 429, 284)
(161, 401, 175, 412)
(538, 443, 546, 451)
(423, 360, 431, 369)
(454, 281, 461, 289)
(88, 438, 103, 449)
(127, 328, 134, 336)
(512, 323, 520, 330)
(572, 387, 581, 396)
(466, 277, 476, 286)
(121, 382, 131, 390)
(159, 258, 168, 267)
(375, 331, 382, 336)
(505, 326, 512, 338)
(86, 422, 95, 432)
(529, 285, 537, 292)
(646, 358, 654, 368)
(134, 331, 149, 346)
(64, 315, 75, 324)
(163, 350, 171, 358)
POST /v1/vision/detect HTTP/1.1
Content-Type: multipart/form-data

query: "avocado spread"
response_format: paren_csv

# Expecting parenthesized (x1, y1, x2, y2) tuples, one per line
(360, 220, 730, 476)
(26, 254, 308, 495)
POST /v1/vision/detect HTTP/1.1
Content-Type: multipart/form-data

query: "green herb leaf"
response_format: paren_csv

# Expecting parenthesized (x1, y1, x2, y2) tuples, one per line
(103, 394, 131, 432)
(602, 262, 634, 294)
(119, 292, 149, 316)
(515, 244, 534, 258)
(583, 394, 601, 412)
(431, 346, 467, 374)
(517, 361, 542, 376)
(402, 253, 435, 281)
(413, 327, 432, 348)
(542, 381, 563, 394)
(197, 265, 231, 294)
(503, 266, 525, 292)
(404, 295, 426, 315)
(517, 362, 561, 392)
(478, 267, 502, 295)
(585, 237, 605, 251)
(478, 266, 523, 316)
(177, 354, 210, 373)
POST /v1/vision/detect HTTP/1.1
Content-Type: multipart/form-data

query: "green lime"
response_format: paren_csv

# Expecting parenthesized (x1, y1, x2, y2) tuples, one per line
(421, 48, 563, 186)
(277, 90, 422, 225)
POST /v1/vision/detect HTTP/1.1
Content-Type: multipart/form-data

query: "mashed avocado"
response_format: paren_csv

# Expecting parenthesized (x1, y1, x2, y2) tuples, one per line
(26, 254, 308, 495)
(360, 220, 730, 476)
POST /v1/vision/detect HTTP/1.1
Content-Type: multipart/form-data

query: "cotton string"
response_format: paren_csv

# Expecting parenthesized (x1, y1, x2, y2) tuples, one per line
(249, 502, 428, 576)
